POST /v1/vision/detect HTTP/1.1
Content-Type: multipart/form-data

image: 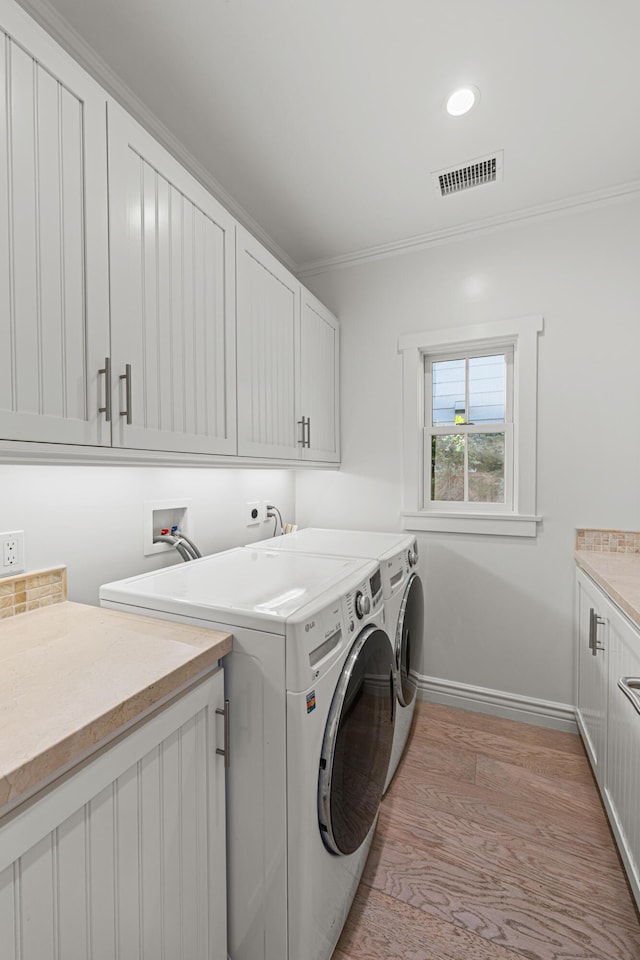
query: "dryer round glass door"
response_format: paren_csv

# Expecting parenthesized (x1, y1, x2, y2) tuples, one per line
(318, 626, 394, 856)
(396, 573, 424, 707)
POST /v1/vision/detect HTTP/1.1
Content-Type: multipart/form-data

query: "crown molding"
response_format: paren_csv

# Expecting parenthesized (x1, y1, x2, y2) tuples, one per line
(297, 179, 640, 278)
(14, 0, 297, 274)
(11, 1, 640, 283)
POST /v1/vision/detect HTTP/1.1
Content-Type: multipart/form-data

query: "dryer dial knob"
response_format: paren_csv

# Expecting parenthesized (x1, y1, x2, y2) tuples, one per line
(355, 591, 370, 619)
(408, 547, 418, 567)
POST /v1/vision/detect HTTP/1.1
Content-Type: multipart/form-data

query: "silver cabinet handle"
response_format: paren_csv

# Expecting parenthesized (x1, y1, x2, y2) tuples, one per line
(589, 607, 606, 655)
(119, 363, 132, 425)
(618, 677, 640, 716)
(297, 416, 308, 446)
(216, 699, 230, 768)
(98, 357, 112, 421)
(306, 415, 311, 449)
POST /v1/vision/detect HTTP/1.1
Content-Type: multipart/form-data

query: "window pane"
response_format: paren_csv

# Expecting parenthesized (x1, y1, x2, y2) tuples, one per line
(431, 434, 464, 501)
(468, 355, 505, 424)
(468, 433, 505, 502)
(432, 358, 465, 426)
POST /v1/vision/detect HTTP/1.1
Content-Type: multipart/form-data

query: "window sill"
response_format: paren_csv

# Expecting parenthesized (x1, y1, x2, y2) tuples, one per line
(401, 512, 542, 537)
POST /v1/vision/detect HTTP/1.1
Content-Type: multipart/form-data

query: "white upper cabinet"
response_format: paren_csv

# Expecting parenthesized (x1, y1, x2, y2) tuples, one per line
(236, 226, 340, 463)
(236, 226, 301, 460)
(0, 1, 110, 446)
(107, 104, 236, 455)
(299, 290, 340, 463)
(0, 3, 339, 465)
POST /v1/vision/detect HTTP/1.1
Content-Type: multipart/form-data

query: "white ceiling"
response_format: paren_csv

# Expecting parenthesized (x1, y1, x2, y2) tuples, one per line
(25, 0, 640, 268)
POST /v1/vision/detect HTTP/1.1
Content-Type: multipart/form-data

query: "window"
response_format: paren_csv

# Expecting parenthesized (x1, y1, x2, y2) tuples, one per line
(398, 316, 543, 537)
(427, 347, 512, 508)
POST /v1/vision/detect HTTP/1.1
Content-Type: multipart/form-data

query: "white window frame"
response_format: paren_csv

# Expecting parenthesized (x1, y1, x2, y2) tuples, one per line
(398, 315, 543, 537)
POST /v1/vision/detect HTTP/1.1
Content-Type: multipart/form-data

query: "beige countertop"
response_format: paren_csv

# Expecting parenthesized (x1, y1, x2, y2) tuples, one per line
(575, 549, 640, 630)
(0, 601, 231, 814)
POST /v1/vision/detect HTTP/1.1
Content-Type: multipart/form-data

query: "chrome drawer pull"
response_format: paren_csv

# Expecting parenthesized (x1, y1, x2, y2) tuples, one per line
(618, 677, 640, 716)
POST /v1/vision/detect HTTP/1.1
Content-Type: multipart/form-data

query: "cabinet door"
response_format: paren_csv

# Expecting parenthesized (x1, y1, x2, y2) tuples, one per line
(0, 1, 110, 446)
(108, 105, 236, 455)
(0, 670, 227, 960)
(575, 569, 608, 786)
(299, 290, 340, 463)
(236, 226, 301, 459)
(605, 605, 640, 909)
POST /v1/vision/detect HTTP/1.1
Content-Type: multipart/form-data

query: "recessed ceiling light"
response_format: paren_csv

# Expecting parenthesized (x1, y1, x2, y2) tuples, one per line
(445, 86, 479, 117)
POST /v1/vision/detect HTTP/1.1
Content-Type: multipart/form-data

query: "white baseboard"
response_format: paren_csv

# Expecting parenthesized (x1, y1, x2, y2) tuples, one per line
(414, 674, 577, 733)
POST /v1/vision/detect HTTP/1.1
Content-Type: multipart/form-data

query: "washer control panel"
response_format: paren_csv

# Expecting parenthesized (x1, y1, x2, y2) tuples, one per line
(286, 563, 382, 692)
(354, 591, 370, 619)
(345, 569, 381, 626)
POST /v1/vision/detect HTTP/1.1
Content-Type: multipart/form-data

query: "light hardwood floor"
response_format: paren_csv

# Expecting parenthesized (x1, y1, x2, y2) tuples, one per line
(334, 702, 640, 960)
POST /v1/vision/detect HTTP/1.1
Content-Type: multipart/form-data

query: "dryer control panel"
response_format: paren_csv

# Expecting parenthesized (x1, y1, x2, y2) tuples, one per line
(286, 565, 383, 693)
(380, 538, 418, 599)
(383, 552, 408, 598)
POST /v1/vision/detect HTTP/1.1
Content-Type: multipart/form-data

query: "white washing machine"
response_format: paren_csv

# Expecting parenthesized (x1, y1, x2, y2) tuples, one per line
(250, 528, 424, 792)
(100, 547, 394, 960)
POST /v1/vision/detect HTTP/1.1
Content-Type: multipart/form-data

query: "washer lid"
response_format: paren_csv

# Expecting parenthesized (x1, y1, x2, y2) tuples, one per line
(100, 548, 373, 633)
(251, 527, 415, 561)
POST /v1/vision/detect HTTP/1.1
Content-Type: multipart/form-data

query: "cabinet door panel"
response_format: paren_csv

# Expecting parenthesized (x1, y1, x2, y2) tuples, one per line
(236, 226, 300, 459)
(300, 291, 340, 462)
(0, 7, 110, 445)
(605, 607, 640, 908)
(0, 671, 226, 960)
(108, 105, 236, 455)
(57, 807, 89, 960)
(575, 569, 608, 785)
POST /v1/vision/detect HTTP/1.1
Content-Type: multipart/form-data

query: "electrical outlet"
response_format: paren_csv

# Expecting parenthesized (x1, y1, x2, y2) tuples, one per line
(246, 501, 261, 526)
(1, 530, 25, 574)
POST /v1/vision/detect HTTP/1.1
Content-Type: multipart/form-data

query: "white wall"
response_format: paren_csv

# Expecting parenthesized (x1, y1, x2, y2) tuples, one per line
(297, 197, 640, 708)
(0, 465, 294, 605)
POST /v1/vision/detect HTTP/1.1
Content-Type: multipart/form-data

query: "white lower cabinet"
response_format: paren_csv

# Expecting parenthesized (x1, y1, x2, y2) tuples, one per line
(575, 566, 640, 910)
(604, 603, 640, 907)
(575, 568, 608, 786)
(0, 670, 227, 960)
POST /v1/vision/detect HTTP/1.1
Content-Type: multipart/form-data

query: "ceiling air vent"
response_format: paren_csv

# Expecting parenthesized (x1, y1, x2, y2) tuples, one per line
(433, 151, 503, 197)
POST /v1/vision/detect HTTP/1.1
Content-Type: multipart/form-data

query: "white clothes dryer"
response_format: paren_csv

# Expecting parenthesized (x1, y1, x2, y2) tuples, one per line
(100, 547, 394, 960)
(250, 528, 424, 792)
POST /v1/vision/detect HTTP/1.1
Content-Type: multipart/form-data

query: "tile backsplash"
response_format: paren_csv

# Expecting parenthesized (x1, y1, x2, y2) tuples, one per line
(576, 529, 640, 553)
(0, 567, 67, 619)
